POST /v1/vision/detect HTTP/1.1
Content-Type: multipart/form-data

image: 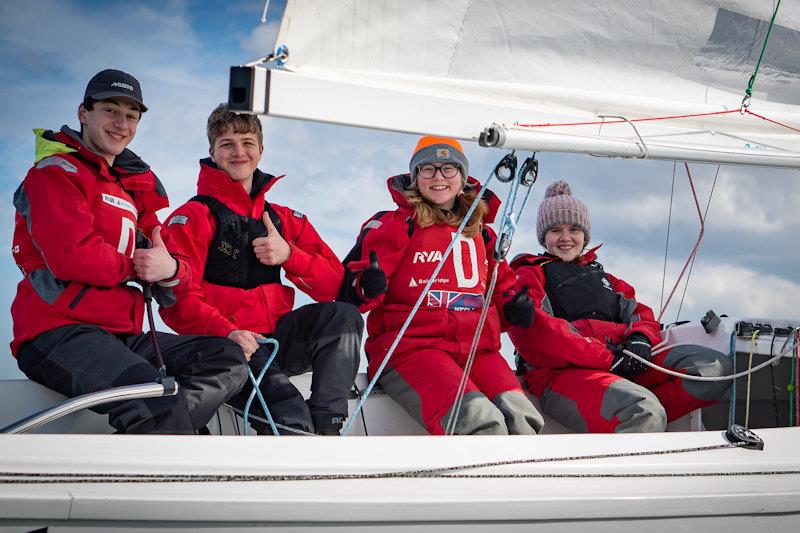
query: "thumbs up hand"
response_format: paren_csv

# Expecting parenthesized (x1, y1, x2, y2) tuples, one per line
(252, 211, 291, 265)
(133, 225, 180, 282)
(358, 251, 388, 299)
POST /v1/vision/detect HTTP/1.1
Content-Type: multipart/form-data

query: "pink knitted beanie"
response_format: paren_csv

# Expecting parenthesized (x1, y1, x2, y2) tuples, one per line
(536, 180, 591, 245)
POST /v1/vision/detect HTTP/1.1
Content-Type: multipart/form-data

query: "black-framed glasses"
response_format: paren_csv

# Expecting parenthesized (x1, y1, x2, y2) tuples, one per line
(417, 163, 460, 179)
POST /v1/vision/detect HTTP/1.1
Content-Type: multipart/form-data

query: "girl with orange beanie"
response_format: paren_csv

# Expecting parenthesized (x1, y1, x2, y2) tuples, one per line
(339, 136, 544, 435)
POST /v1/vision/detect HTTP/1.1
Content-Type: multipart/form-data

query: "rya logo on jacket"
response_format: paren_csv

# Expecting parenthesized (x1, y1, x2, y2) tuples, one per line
(413, 250, 444, 263)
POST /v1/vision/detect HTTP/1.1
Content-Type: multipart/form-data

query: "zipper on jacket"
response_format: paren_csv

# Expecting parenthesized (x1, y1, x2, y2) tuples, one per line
(67, 285, 91, 309)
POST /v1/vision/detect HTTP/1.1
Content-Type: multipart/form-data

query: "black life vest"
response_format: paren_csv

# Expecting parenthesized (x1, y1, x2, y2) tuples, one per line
(541, 258, 619, 322)
(191, 194, 283, 289)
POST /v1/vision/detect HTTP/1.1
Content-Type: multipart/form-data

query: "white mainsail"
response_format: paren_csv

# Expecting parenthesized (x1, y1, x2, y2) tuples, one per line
(247, 0, 800, 167)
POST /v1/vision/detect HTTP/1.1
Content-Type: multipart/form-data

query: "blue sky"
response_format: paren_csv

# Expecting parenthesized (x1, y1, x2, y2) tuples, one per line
(0, 0, 798, 380)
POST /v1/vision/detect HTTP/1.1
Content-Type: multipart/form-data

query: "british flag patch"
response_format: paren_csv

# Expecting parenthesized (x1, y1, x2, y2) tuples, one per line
(426, 290, 484, 311)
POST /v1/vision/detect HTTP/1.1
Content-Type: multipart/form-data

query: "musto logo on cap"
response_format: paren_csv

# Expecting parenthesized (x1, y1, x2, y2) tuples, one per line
(111, 81, 134, 91)
(437, 148, 450, 158)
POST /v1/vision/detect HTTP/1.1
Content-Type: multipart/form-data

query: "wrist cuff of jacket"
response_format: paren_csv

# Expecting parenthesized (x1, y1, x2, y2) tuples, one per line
(157, 258, 181, 287)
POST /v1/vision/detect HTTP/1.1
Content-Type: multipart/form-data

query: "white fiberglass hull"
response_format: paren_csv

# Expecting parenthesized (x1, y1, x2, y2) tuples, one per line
(0, 428, 798, 531)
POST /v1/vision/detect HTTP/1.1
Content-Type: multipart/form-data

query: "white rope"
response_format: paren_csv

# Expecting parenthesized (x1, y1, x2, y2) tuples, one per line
(623, 335, 797, 382)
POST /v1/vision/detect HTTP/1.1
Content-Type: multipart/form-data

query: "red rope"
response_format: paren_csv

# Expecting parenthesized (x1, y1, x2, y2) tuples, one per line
(516, 107, 800, 133)
(657, 162, 705, 323)
(744, 109, 800, 134)
(517, 109, 742, 128)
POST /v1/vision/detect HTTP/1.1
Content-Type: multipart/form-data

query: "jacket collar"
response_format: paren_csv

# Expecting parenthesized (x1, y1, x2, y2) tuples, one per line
(509, 244, 604, 269)
(197, 158, 283, 217)
(40, 126, 168, 212)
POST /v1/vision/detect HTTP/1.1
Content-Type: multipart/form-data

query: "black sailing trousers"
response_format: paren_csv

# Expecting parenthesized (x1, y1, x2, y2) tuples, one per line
(226, 301, 363, 434)
(17, 324, 248, 434)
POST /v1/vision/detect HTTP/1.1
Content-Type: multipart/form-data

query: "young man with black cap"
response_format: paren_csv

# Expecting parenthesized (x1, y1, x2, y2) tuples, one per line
(10, 69, 248, 434)
(159, 103, 361, 436)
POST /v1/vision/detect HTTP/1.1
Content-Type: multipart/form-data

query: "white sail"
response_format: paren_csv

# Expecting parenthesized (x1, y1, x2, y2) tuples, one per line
(243, 0, 800, 167)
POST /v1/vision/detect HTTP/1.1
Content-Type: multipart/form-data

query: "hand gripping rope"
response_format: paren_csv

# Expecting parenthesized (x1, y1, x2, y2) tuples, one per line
(619, 327, 800, 385)
(242, 338, 280, 436)
(444, 154, 539, 435)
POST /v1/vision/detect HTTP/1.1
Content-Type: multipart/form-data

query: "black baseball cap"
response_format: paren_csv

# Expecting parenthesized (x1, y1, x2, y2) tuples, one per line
(84, 69, 148, 112)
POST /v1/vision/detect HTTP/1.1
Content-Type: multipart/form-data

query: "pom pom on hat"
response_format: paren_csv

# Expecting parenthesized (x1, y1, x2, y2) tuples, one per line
(536, 179, 591, 246)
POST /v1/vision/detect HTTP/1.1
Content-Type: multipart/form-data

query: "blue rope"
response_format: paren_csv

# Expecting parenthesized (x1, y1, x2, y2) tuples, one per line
(727, 331, 736, 429)
(342, 170, 497, 435)
(243, 338, 280, 436)
(444, 159, 537, 434)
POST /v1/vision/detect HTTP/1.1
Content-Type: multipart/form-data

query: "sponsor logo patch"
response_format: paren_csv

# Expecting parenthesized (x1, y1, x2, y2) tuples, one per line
(427, 290, 484, 311)
(602, 277, 613, 291)
(436, 148, 450, 158)
(292, 210, 304, 219)
(36, 156, 77, 174)
(218, 240, 239, 259)
(412, 250, 444, 263)
(364, 219, 382, 230)
(408, 278, 418, 287)
(101, 193, 137, 216)
(168, 214, 189, 226)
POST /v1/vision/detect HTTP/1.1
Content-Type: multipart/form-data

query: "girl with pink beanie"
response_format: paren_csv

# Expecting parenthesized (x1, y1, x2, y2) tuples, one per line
(509, 180, 732, 433)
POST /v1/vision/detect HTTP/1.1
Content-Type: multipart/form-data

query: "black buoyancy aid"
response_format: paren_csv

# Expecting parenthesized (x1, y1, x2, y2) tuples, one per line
(192, 194, 283, 289)
(541, 259, 619, 322)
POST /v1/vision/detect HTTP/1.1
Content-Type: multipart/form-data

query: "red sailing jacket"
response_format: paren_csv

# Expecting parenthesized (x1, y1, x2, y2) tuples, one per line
(10, 127, 189, 355)
(159, 160, 344, 337)
(344, 174, 518, 370)
(509, 246, 663, 395)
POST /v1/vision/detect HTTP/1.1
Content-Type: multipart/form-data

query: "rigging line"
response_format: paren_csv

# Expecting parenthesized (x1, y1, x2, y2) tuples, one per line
(444, 263, 500, 435)
(657, 163, 704, 323)
(0, 443, 753, 484)
(445, 156, 536, 435)
(729, 332, 737, 428)
(744, 330, 760, 428)
(744, 109, 800, 134)
(342, 171, 496, 436)
(622, 338, 792, 383)
(769, 334, 781, 428)
(676, 165, 720, 321)
(742, 0, 782, 104)
(242, 339, 280, 436)
(517, 109, 742, 129)
(659, 162, 677, 313)
(259, 0, 270, 23)
(794, 331, 800, 425)
(226, 405, 317, 436)
(444, 164, 535, 435)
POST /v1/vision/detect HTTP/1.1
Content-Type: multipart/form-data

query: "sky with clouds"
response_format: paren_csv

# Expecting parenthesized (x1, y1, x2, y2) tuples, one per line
(0, 0, 798, 381)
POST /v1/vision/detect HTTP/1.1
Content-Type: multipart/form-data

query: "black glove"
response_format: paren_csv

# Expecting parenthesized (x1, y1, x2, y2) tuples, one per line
(503, 285, 534, 328)
(358, 251, 388, 299)
(624, 333, 653, 363)
(608, 333, 652, 379)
